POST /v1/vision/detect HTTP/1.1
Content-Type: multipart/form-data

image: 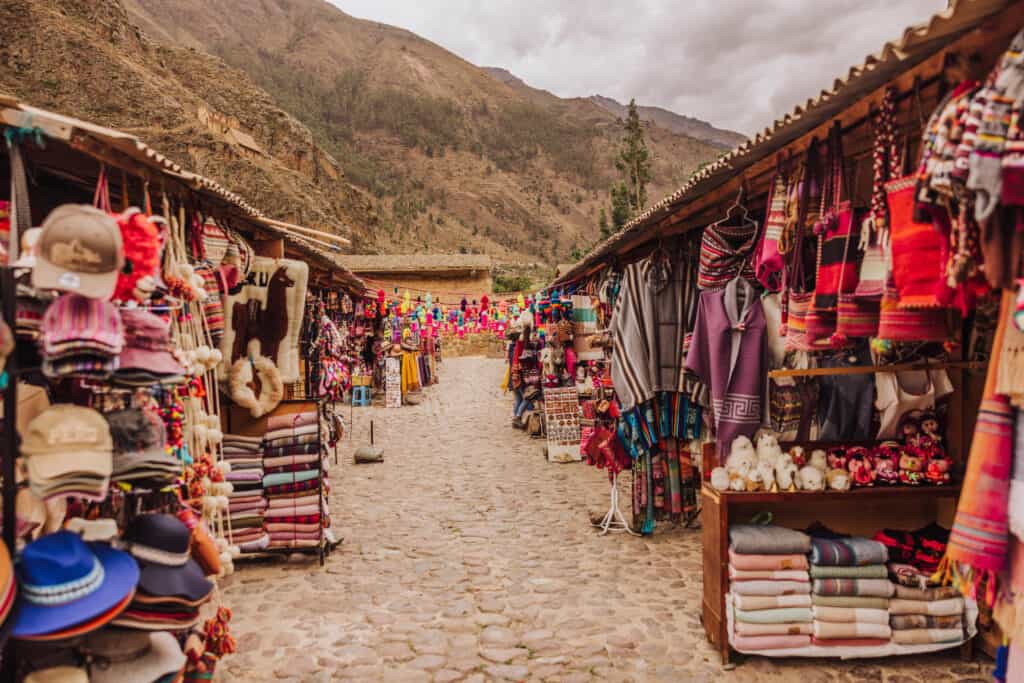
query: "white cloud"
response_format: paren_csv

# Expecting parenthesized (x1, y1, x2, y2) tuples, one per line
(329, 0, 946, 134)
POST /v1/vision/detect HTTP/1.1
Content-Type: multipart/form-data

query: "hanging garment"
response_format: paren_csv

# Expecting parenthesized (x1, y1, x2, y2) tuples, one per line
(815, 345, 875, 441)
(685, 277, 766, 461)
(697, 220, 758, 291)
(875, 369, 954, 439)
(610, 250, 687, 412)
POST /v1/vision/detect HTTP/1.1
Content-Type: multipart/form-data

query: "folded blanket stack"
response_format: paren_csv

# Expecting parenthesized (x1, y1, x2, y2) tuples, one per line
(263, 411, 325, 550)
(888, 585, 966, 645)
(223, 434, 269, 552)
(728, 525, 812, 651)
(809, 536, 893, 647)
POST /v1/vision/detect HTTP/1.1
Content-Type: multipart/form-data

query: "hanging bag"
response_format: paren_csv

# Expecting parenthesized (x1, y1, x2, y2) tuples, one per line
(754, 155, 789, 292)
(780, 139, 821, 352)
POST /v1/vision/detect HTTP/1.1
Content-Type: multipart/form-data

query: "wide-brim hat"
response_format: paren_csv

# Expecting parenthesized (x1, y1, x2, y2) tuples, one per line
(24, 667, 89, 683)
(81, 628, 186, 683)
(137, 559, 213, 603)
(19, 589, 134, 642)
(13, 540, 139, 638)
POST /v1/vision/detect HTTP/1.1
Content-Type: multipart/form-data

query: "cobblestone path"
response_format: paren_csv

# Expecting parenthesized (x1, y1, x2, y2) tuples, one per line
(220, 356, 990, 682)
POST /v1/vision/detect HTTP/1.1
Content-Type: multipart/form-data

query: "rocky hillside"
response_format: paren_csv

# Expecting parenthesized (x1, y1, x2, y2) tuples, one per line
(588, 95, 746, 150)
(120, 0, 732, 263)
(0, 0, 380, 250)
(1, 0, 735, 264)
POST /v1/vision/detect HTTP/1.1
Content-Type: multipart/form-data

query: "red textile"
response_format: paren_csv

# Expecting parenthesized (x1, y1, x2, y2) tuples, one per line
(886, 177, 949, 308)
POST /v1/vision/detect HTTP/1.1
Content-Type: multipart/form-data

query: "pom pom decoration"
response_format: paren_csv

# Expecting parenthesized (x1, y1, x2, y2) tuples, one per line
(112, 209, 163, 303)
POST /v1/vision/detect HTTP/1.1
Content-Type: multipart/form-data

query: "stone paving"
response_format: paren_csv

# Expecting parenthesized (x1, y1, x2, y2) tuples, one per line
(219, 356, 991, 682)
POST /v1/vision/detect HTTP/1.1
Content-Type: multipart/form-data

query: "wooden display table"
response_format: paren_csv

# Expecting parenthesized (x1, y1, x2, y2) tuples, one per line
(701, 482, 964, 665)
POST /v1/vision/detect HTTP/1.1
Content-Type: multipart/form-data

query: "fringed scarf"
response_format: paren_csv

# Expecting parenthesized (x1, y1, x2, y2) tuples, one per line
(938, 290, 1016, 605)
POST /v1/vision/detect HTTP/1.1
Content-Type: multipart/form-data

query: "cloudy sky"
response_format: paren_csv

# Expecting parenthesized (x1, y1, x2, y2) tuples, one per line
(330, 0, 946, 134)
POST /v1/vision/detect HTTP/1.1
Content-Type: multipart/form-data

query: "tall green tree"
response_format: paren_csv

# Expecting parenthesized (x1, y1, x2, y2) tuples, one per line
(609, 183, 631, 231)
(615, 98, 651, 215)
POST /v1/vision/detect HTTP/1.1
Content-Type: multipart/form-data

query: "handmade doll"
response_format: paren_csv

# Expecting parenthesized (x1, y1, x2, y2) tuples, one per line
(826, 468, 851, 491)
(846, 447, 875, 487)
(873, 442, 901, 485)
(898, 450, 925, 486)
(919, 411, 943, 444)
(925, 449, 952, 485)
(809, 449, 828, 473)
(826, 447, 848, 471)
(788, 445, 807, 468)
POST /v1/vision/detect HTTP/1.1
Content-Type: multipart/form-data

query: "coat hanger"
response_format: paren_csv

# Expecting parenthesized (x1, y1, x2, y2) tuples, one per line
(713, 185, 756, 230)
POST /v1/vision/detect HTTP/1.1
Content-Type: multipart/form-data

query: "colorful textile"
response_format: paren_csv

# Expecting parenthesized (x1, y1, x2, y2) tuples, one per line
(812, 621, 891, 640)
(734, 621, 811, 636)
(893, 584, 958, 601)
(686, 278, 766, 461)
(813, 206, 859, 312)
(890, 614, 963, 630)
(734, 607, 812, 624)
(810, 537, 888, 567)
(728, 551, 808, 571)
(889, 597, 964, 616)
(811, 595, 889, 609)
(729, 567, 809, 582)
(609, 252, 689, 412)
(812, 579, 894, 598)
(810, 564, 888, 579)
(731, 634, 810, 651)
(729, 525, 811, 555)
(262, 470, 319, 488)
(731, 581, 810, 597)
(265, 479, 320, 496)
(733, 594, 812, 611)
(698, 220, 758, 291)
(886, 175, 949, 308)
(811, 606, 889, 624)
(943, 290, 1015, 601)
(891, 628, 963, 645)
(755, 170, 789, 292)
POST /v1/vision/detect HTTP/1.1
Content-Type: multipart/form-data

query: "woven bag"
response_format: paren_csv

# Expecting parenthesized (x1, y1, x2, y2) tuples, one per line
(877, 286, 951, 342)
(836, 293, 881, 338)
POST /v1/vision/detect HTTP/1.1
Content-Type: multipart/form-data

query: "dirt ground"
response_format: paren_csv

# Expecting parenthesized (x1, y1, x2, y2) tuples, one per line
(219, 356, 991, 682)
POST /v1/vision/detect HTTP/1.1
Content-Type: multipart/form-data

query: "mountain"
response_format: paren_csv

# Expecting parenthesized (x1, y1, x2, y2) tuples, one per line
(588, 95, 747, 150)
(2, 0, 732, 264)
(0, 0, 379, 250)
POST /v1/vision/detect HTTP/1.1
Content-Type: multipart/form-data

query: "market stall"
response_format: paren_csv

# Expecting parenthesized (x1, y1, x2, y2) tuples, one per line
(0, 98, 365, 680)
(548, 0, 1024, 672)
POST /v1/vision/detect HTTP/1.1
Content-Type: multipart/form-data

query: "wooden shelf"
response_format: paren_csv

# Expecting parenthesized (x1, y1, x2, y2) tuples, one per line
(702, 482, 962, 505)
(767, 361, 984, 379)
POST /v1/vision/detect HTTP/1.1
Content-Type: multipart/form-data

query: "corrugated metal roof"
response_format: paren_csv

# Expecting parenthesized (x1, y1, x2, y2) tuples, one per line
(555, 0, 1011, 285)
(0, 97, 365, 293)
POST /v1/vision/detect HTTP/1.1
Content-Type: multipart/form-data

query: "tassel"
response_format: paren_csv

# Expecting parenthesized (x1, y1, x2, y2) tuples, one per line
(930, 555, 954, 588)
(828, 332, 848, 349)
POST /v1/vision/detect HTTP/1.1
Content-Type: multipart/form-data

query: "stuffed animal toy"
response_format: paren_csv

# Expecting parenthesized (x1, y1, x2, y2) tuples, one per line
(846, 447, 875, 487)
(755, 432, 784, 468)
(796, 466, 824, 491)
(756, 460, 777, 492)
(898, 451, 925, 486)
(728, 469, 747, 492)
(789, 445, 807, 468)
(809, 449, 828, 473)
(774, 453, 798, 491)
(827, 468, 851, 491)
(710, 467, 731, 492)
(730, 435, 757, 464)
(745, 466, 765, 492)
(873, 442, 901, 485)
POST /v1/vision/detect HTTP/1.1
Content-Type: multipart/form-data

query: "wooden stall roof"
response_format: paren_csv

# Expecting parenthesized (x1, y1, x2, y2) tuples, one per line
(553, 0, 1015, 286)
(340, 254, 492, 276)
(0, 96, 366, 295)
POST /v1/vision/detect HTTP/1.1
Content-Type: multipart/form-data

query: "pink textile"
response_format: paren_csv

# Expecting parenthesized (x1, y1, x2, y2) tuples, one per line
(265, 505, 320, 517)
(228, 502, 267, 514)
(266, 522, 321, 534)
(731, 634, 810, 651)
(810, 637, 889, 647)
(731, 580, 810, 596)
(734, 622, 812, 636)
(263, 454, 319, 469)
(267, 495, 319, 510)
(729, 567, 809, 582)
(729, 550, 809, 571)
(267, 412, 318, 431)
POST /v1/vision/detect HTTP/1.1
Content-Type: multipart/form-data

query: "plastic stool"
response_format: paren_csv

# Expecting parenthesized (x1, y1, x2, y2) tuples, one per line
(351, 386, 372, 407)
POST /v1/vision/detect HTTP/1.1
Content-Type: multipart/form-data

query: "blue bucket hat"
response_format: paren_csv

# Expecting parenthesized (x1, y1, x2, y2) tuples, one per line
(13, 530, 138, 638)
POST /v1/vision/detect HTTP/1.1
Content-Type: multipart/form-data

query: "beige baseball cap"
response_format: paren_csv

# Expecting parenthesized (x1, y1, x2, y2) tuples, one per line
(20, 404, 113, 483)
(32, 205, 123, 299)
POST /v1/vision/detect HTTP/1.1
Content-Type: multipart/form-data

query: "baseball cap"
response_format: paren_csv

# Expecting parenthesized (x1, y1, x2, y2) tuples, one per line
(20, 404, 113, 487)
(32, 205, 124, 299)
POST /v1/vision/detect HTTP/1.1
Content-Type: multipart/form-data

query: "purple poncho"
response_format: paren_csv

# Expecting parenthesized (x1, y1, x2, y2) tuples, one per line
(685, 277, 766, 463)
